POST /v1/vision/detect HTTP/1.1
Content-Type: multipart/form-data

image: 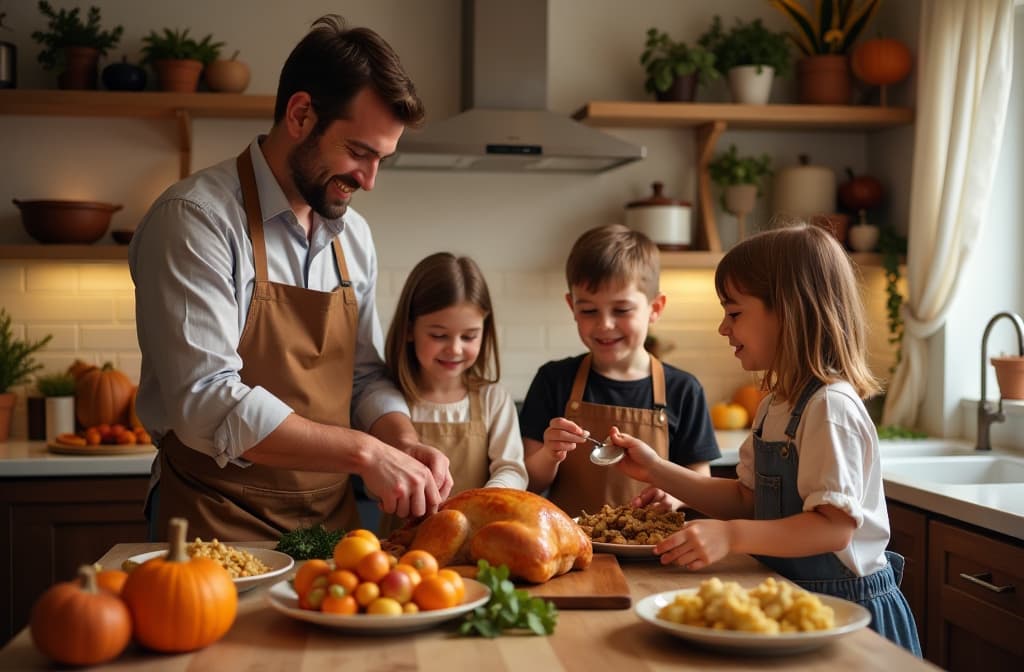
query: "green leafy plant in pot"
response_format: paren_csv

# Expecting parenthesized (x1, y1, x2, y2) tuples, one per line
(30, 1, 122, 90)
(698, 16, 791, 104)
(641, 28, 718, 102)
(36, 371, 76, 441)
(770, 0, 882, 104)
(707, 144, 772, 241)
(141, 27, 223, 92)
(0, 308, 52, 441)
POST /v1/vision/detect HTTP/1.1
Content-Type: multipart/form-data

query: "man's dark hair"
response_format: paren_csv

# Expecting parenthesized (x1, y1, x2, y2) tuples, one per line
(274, 15, 425, 133)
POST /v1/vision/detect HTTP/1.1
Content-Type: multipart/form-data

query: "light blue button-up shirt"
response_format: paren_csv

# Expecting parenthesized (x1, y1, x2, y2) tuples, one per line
(129, 137, 409, 478)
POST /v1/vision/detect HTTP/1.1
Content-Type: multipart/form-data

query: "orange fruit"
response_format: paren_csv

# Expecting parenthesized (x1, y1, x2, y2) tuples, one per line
(344, 528, 382, 550)
(437, 568, 466, 603)
(366, 597, 403, 616)
(399, 549, 439, 579)
(355, 550, 393, 583)
(95, 569, 128, 595)
(326, 569, 359, 595)
(293, 558, 332, 598)
(732, 385, 767, 425)
(392, 563, 422, 588)
(403, 602, 420, 614)
(413, 575, 458, 611)
(354, 581, 380, 608)
(321, 593, 358, 615)
(710, 402, 748, 430)
(333, 535, 378, 571)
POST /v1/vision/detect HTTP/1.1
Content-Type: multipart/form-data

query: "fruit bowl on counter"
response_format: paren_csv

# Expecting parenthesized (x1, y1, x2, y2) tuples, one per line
(13, 199, 122, 244)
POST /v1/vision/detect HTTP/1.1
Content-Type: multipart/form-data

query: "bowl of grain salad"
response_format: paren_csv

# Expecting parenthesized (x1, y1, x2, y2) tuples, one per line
(124, 539, 294, 593)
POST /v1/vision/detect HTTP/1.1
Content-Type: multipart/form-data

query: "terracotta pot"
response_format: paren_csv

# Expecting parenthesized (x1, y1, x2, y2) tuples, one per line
(0, 392, 15, 442)
(797, 55, 851, 105)
(58, 46, 99, 90)
(155, 59, 203, 92)
(992, 356, 1024, 400)
(654, 73, 697, 102)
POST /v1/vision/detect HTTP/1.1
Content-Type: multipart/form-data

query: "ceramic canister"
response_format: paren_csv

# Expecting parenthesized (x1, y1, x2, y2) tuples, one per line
(772, 157, 836, 218)
(625, 182, 692, 250)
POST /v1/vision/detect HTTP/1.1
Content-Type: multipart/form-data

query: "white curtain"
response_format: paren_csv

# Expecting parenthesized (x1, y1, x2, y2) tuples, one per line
(883, 0, 1015, 427)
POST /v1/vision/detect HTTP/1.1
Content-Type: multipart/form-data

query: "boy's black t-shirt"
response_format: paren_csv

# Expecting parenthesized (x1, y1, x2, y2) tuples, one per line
(519, 354, 721, 466)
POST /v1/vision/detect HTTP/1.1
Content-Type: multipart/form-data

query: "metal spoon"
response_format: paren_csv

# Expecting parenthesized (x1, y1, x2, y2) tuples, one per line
(584, 434, 624, 466)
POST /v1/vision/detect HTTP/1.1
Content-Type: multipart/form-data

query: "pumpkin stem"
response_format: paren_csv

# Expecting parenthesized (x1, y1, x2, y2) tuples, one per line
(846, 167, 856, 180)
(78, 564, 100, 594)
(166, 517, 191, 563)
(231, 49, 240, 61)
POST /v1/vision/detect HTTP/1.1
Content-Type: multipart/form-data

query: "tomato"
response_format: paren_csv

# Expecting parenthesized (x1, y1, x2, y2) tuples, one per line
(293, 558, 331, 598)
(398, 550, 439, 579)
(436, 568, 466, 604)
(413, 576, 458, 611)
(333, 536, 378, 571)
(355, 550, 392, 583)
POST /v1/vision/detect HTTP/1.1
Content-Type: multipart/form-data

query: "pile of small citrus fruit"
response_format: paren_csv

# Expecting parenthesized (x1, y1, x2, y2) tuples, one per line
(293, 528, 465, 616)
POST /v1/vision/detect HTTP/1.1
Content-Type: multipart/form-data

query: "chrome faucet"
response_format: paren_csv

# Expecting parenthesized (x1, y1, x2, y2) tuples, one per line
(977, 311, 1024, 450)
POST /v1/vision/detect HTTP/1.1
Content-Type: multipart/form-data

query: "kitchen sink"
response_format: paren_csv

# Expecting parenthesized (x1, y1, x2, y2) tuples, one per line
(882, 455, 1024, 485)
(878, 441, 976, 458)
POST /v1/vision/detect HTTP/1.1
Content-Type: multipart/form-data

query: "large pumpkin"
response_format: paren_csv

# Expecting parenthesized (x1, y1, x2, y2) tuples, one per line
(851, 38, 912, 85)
(72, 361, 134, 428)
(30, 564, 132, 666)
(121, 517, 237, 652)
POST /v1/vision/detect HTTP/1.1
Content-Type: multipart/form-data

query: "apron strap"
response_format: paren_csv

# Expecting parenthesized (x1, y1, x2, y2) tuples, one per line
(569, 353, 667, 410)
(236, 147, 269, 283)
(331, 237, 352, 286)
(568, 354, 592, 403)
(784, 379, 825, 438)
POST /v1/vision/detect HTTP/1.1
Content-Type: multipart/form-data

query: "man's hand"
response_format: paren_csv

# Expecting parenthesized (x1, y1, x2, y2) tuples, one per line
(367, 412, 454, 505)
(402, 442, 454, 501)
(360, 440, 443, 518)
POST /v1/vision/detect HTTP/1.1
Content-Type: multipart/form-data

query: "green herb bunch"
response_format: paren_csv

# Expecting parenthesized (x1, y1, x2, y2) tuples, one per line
(641, 28, 719, 94)
(31, 1, 123, 70)
(141, 28, 224, 66)
(36, 371, 76, 397)
(698, 15, 792, 77)
(0, 308, 52, 393)
(275, 523, 344, 560)
(879, 226, 908, 372)
(459, 560, 558, 638)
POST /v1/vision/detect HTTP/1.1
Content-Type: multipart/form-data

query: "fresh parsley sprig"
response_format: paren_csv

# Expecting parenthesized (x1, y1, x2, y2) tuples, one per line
(458, 560, 558, 637)
(275, 523, 344, 560)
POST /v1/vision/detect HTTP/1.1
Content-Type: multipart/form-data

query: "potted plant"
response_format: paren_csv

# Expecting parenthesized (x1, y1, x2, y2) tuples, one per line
(36, 370, 76, 441)
(141, 28, 223, 92)
(707, 144, 772, 240)
(698, 15, 791, 104)
(30, 1, 122, 90)
(0, 307, 52, 441)
(640, 28, 718, 102)
(771, 0, 882, 104)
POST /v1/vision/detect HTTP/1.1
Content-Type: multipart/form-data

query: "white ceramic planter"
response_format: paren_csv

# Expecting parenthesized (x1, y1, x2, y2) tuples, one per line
(45, 396, 75, 441)
(727, 65, 775, 105)
(847, 223, 880, 252)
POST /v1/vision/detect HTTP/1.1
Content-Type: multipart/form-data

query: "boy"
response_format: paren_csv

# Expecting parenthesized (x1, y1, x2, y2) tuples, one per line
(519, 224, 720, 516)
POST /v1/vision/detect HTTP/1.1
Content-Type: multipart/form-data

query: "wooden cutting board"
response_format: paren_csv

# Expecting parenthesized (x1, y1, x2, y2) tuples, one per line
(451, 553, 631, 610)
(47, 441, 156, 455)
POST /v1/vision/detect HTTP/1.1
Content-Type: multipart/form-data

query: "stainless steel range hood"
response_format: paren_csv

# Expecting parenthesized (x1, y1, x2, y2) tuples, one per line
(384, 0, 645, 173)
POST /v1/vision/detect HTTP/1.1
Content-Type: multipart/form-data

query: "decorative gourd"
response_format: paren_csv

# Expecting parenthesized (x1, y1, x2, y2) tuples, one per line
(851, 38, 912, 86)
(838, 168, 884, 211)
(95, 567, 129, 594)
(73, 362, 134, 428)
(121, 517, 237, 652)
(30, 564, 132, 666)
(731, 384, 767, 427)
(67, 359, 96, 381)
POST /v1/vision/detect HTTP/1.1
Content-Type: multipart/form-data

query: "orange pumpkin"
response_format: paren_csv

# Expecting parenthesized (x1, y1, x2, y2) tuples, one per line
(95, 567, 129, 594)
(74, 362, 135, 428)
(30, 564, 132, 666)
(127, 385, 143, 428)
(732, 385, 768, 427)
(851, 38, 912, 85)
(121, 517, 237, 652)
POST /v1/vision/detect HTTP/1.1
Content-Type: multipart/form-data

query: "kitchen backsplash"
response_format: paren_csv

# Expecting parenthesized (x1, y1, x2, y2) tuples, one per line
(0, 259, 898, 441)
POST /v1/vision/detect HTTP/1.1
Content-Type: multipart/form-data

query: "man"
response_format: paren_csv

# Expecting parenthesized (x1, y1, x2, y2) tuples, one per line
(129, 15, 452, 542)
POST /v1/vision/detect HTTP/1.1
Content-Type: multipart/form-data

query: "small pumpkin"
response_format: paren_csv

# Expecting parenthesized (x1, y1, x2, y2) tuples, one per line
(851, 38, 912, 86)
(731, 384, 767, 427)
(121, 517, 238, 652)
(127, 385, 143, 429)
(30, 564, 132, 666)
(74, 362, 134, 428)
(95, 566, 129, 594)
(838, 167, 884, 211)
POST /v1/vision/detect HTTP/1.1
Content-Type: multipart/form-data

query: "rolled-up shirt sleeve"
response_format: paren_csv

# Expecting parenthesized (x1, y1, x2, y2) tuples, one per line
(131, 197, 292, 467)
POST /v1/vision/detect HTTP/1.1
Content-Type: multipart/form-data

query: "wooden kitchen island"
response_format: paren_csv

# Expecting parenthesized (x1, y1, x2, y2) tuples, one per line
(0, 543, 937, 671)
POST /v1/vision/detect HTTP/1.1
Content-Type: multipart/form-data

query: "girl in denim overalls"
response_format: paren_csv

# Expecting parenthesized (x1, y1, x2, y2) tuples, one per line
(612, 225, 921, 656)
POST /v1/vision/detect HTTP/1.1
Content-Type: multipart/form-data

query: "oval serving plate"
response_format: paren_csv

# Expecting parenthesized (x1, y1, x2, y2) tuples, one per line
(266, 578, 490, 634)
(127, 547, 294, 593)
(573, 517, 661, 559)
(635, 588, 871, 655)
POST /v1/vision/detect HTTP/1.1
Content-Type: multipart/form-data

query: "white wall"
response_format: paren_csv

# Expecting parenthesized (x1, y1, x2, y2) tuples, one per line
(0, 0, 915, 439)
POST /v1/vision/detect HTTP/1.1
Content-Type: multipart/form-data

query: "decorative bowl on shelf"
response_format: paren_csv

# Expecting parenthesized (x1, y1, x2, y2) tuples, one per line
(12, 199, 122, 244)
(111, 229, 135, 245)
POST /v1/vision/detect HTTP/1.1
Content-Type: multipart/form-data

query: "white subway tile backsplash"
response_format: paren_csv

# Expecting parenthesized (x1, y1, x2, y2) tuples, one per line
(4, 294, 116, 322)
(0, 265, 23, 290)
(25, 264, 78, 291)
(502, 324, 547, 349)
(81, 326, 140, 350)
(28, 324, 77, 350)
(79, 264, 133, 291)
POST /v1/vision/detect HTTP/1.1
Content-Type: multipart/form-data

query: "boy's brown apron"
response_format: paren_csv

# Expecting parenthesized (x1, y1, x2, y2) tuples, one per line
(379, 388, 489, 536)
(154, 146, 360, 542)
(547, 354, 669, 516)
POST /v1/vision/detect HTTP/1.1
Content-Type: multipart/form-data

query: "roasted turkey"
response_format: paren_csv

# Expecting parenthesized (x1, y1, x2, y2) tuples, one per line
(406, 488, 593, 583)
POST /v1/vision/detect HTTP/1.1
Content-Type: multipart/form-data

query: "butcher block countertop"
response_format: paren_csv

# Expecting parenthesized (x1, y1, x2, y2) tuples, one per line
(0, 543, 937, 671)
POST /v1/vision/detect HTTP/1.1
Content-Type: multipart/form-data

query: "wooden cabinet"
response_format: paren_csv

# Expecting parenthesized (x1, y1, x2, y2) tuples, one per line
(927, 519, 1024, 670)
(886, 499, 928, 644)
(0, 476, 150, 645)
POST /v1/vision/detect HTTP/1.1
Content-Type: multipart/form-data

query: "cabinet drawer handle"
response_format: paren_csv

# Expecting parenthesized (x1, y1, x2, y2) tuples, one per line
(959, 572, 1014, 594)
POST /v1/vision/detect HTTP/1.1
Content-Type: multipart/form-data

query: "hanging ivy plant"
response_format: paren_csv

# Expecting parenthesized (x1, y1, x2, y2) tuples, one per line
(878, 226, 908, 373)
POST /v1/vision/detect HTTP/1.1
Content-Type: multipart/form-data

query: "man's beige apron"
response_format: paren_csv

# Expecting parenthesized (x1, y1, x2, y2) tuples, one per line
(379, 388, 489, 536)
(547, 354, 670, 517)
(155, 146, 360, 542)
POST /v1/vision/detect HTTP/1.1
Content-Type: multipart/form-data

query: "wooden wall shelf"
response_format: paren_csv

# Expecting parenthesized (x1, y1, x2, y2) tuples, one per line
(0, 245, 129, 260)
(0, 89, 275, 178)
(574, 100, 915, 255)
(660, 250, 885, 270)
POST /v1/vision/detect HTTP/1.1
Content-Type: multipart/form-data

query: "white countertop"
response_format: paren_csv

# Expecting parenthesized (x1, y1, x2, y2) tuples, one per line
(0, 440, 155, 477)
